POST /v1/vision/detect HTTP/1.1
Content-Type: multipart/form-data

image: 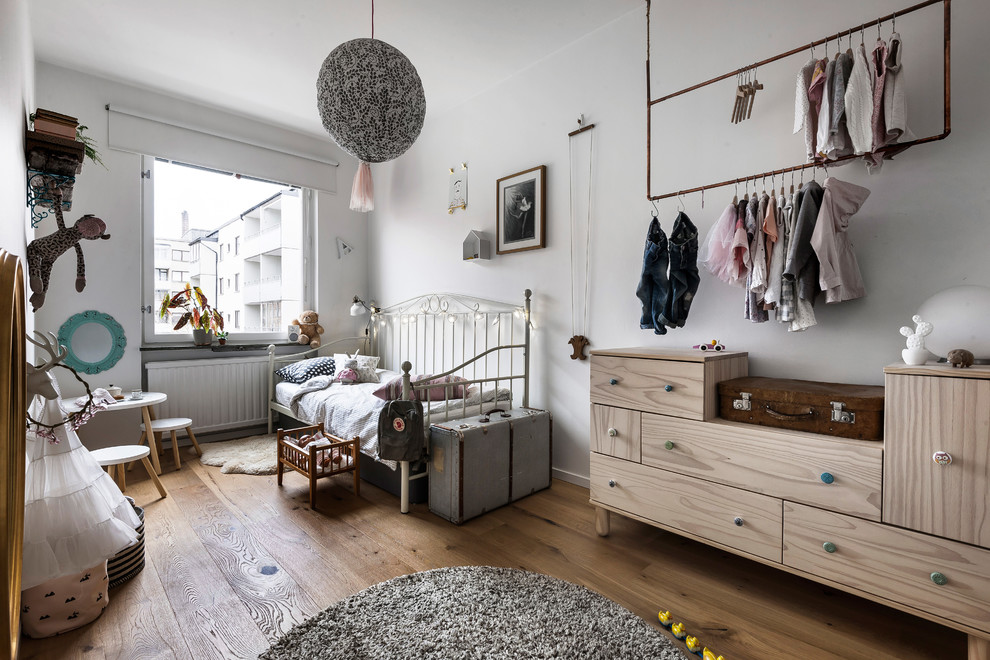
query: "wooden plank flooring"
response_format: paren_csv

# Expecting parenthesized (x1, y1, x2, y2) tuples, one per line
(19, 449, 966, 660)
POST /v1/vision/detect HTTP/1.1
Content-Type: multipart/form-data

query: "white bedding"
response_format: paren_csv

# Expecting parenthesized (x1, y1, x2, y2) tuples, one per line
(274, 370, 512, 469)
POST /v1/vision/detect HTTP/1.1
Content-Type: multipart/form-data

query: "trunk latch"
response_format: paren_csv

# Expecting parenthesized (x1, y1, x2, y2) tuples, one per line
(733, 392, 752, 412)
(831, 401, 855, 424)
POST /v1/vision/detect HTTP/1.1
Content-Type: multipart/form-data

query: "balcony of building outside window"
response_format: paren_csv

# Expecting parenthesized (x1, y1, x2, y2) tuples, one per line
(243, 277, 262, 304)
(261, 275, 282, 302)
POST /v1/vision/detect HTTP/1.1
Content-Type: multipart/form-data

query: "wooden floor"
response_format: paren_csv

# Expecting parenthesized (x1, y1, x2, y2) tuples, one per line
(19, 448, 966, 660)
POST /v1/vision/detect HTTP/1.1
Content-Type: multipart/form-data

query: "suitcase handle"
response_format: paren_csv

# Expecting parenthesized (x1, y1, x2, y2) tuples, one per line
(478, 408, 511, 423)
(764, 405, 815, 420)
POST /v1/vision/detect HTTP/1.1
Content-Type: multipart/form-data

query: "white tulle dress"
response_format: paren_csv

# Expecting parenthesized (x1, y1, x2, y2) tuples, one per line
(22, 379, 140, 591)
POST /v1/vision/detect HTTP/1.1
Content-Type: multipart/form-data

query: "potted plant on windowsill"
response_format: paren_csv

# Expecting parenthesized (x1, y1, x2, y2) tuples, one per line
(216, 331, 228, 346)
(158, 283, 224, 346)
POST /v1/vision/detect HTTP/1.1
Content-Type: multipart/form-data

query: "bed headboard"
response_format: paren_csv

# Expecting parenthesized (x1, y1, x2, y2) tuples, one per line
(0, 249, 26, 659)
(370, 290, 532, 407)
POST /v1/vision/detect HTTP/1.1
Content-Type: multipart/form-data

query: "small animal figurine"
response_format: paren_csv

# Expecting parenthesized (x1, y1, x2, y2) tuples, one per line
(702, 649, 726, 660)
(671, 622, 687, 639)
(26, 191, 110, 311)
(946, 348, 975, 368)
(685, 635, 702, 652)
(657, 610, 673, 627)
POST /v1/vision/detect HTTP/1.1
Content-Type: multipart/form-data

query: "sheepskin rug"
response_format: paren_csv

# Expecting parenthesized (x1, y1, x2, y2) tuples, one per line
(199, 433, 277, 475)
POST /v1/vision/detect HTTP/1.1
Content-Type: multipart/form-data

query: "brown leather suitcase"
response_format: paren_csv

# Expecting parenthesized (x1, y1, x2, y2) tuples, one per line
(718, 377, 884, 441)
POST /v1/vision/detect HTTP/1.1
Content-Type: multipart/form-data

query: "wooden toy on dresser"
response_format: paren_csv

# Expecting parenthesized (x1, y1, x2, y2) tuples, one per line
(589, 348, 990, 659)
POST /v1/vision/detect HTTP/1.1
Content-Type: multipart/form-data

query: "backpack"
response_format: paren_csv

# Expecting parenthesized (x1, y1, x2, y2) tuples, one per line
(377, 399, 425, 462)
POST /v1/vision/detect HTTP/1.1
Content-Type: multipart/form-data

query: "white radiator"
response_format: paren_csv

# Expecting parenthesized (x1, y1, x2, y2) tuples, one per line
(145, 357, 269, 434)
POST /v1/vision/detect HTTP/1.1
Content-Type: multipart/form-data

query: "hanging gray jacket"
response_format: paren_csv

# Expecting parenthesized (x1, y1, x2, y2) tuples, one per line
(782, 180, 824, 303)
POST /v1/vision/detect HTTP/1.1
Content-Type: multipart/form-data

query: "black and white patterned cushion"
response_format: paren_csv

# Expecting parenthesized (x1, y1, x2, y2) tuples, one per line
(275, 357, 336, 383)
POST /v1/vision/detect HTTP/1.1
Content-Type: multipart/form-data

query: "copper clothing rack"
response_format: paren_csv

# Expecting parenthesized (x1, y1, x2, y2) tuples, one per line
(645, 0, 951, 201)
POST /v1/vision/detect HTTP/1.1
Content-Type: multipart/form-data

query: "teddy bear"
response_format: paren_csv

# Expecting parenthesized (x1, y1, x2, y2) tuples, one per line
(292, 310, 324, 348)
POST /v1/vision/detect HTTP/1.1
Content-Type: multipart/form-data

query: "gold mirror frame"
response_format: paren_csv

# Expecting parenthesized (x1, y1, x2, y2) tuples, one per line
(0, 249, 26, 658)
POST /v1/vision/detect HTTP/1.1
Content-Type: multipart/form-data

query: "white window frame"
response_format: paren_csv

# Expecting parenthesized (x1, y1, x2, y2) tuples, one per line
(141, 155, 315, 344)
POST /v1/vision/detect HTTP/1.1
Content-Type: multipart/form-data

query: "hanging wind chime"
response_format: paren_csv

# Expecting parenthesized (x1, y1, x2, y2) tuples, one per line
(316, 0, 426, 212)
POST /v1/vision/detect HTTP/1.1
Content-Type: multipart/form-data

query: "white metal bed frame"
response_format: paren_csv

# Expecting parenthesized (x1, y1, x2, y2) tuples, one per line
(267, 289, 532, 512)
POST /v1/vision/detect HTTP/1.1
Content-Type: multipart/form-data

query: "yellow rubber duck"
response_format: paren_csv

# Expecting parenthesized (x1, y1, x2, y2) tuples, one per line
(703, 648, 726, 660)
(671, 622, 686, 639)
(657, 610, 673, 627)
(685, 635, 701, 652)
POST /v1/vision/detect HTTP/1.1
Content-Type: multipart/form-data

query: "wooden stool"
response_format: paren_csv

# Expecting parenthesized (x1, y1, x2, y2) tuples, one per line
(90, 445, 167, 499)
(138, 417, 201, 470)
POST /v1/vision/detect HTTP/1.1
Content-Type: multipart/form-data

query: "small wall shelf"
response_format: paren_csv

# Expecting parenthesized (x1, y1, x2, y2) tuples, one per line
(463, 230, 492, 261)
(25, 129, 84, 228)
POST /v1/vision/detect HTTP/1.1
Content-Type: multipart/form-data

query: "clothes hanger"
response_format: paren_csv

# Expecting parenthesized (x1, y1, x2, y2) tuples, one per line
(790, 171, 795, 195)
(732, 180, 739, 206)
(676, 192, 686, 213)
(846, 31, 854, 57)
(651, 199, 660, 218)
(743, 178, 749, 202)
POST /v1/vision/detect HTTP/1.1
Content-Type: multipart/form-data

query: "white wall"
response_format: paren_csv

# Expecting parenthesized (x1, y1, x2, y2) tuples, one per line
(369, 0, 990, 485)
(33, 63, 369, 448)
(0, 0, 34, 282)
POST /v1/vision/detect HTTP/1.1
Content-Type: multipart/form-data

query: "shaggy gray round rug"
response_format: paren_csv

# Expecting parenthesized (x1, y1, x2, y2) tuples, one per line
(261, 566, 688, 660)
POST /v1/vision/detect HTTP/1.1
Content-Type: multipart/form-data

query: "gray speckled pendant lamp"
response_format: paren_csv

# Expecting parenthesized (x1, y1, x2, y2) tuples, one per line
(316, 0, 426, 212)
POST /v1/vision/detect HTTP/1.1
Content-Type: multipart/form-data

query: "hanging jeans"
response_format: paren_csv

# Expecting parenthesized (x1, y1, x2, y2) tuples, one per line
(636, 218, 669, 335)
(660, 212, 700, 328)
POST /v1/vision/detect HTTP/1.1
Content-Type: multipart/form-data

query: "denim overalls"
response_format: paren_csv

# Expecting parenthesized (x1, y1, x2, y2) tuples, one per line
(636, 213, 700, 334)
(635, 217, 669, 335)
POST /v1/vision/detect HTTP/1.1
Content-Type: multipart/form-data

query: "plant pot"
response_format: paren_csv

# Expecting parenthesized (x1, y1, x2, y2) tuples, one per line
(192, 329, 214, 346)
(218, 339, 226, 346)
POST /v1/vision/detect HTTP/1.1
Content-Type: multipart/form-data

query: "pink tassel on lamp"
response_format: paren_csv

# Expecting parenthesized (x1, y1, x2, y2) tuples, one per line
(350, 161, 374, 212)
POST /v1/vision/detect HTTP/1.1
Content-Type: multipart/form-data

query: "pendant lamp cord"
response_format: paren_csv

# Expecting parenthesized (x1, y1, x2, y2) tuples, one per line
(371, 0, 375, 39)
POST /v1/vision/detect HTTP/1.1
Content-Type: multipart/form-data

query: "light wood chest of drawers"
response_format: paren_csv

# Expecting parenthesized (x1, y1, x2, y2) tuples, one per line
(590, 350, 990, 657)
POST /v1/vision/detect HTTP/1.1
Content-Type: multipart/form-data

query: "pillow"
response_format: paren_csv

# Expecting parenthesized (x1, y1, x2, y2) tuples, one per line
(275, 357, 336, 383)
(372, 374, 468, 401)
(334, 353, 380, 383)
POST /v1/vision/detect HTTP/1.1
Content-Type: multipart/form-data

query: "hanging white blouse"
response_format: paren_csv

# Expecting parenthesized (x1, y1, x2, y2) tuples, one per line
(793, 57, 818, 160)
(844, 43, 874, 155)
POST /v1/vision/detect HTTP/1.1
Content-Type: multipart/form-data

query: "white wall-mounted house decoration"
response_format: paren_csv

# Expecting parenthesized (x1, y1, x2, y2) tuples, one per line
(462, 230, 491, 261)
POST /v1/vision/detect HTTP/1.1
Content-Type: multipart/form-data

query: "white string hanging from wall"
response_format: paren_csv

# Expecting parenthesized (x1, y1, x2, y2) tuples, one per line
(567, 115, 596, 361)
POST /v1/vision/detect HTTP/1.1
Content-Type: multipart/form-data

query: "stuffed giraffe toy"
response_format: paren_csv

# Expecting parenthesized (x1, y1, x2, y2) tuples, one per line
(26, 190, 110, 311)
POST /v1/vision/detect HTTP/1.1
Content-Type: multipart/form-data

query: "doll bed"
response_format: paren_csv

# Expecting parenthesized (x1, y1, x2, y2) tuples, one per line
(267, 290, 532, 512)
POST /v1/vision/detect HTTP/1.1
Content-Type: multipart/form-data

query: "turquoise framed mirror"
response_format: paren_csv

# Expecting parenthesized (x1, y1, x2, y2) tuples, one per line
(57, 310, 126, 374)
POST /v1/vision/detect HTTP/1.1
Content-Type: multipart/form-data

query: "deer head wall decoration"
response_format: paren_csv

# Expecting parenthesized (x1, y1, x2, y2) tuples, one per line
(26, 331, 67, 401)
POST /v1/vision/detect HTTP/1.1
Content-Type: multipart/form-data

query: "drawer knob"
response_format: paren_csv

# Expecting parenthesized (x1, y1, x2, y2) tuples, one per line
(733, 517, 744, 526)
(608, 427, 618, 437)
(609, 378, 618, 386)
(822, 541, 837, 553)
(608, 479, 616, 488)
(820, 472, 835, 484)
(930, 571, 948, 586)
(664, 384, 673, 392)
(932, 451, 952, 466)
(664, 440, 675, 450)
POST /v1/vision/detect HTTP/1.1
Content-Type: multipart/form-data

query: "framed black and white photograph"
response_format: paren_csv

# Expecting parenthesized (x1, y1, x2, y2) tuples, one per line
(496, 165, 545, 255)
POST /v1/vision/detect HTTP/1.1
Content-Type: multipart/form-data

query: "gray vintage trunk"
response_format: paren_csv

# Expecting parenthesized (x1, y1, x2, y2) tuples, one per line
(428, 407, 551, 524)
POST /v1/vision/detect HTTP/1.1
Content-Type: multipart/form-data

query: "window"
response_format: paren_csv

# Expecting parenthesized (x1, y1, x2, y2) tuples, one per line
(143, 158, 311, 342)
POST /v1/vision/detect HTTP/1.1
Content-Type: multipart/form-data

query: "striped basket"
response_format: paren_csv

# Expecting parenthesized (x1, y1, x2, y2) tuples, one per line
(108, 497, 145, 589)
